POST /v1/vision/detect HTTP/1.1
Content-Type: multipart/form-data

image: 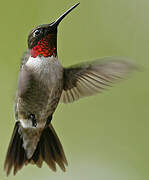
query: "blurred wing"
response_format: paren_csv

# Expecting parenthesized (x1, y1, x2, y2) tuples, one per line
(60, 57, 136, 103)
(20, 50, 30, 69)
(17, 65, 33, 97)
(17, 50, 32, 97)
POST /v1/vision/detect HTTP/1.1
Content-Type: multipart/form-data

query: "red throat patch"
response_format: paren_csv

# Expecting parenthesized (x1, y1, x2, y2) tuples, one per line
(31, 37, 57, 58)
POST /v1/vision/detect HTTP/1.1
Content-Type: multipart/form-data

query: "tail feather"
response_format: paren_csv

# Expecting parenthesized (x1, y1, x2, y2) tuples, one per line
(46, 127, 67, 171)
(4, 122, 67, 176)
(4, 122, 28, 176)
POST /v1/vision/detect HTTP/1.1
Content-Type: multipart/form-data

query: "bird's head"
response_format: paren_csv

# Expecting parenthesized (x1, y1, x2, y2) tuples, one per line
(27, 2, 80, 58)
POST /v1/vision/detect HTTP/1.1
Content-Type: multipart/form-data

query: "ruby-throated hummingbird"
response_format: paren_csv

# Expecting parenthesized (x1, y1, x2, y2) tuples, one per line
(4, 2, 136, 176)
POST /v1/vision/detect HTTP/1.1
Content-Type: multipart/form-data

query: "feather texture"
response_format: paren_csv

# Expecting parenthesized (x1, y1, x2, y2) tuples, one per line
(4, 122, 67, 176)
(61, 57, 136, 103)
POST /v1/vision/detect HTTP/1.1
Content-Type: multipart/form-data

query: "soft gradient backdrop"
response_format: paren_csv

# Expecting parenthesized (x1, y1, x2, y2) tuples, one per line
(0, 0, 148, 179)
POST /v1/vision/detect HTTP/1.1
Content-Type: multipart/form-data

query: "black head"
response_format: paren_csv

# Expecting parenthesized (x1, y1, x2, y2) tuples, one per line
(28, 2, 80, 54)
(27, 23, 57, 50)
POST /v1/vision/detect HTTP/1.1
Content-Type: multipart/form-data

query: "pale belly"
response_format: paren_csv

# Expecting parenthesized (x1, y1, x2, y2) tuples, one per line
(17, 56, 63, 128)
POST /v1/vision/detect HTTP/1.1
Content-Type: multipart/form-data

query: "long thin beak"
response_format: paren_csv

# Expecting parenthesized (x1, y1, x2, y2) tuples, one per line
(50, 2, 80, 28)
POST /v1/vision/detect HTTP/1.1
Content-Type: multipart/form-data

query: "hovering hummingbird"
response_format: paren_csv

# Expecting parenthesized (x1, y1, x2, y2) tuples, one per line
(4, 2, 136, 176)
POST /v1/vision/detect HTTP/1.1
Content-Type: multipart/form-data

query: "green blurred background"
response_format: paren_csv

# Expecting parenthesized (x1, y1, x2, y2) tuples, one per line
(0, 0, 148, 179)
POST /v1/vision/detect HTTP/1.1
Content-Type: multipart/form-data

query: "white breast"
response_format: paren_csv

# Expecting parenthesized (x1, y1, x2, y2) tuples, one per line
(26, 55, 63, 85)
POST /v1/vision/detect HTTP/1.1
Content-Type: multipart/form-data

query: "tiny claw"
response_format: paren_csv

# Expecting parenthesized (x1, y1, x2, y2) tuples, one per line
(28, 114, 37, 127)
(32, 119, 37, 127)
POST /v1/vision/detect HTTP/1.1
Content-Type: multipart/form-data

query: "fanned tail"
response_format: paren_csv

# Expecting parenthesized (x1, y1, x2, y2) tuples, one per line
(4, 122, 67, 176)
(31, 124, 68, 171)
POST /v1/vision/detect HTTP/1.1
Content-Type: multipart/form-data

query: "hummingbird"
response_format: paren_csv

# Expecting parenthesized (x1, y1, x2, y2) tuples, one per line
(4, 2, 136, 176)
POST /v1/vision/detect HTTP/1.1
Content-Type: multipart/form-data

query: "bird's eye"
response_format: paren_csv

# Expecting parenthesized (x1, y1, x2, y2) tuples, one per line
(33, 29, 41, 37)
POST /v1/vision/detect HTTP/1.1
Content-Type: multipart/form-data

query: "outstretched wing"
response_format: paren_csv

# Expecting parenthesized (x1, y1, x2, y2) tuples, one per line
(60, 57, 136, 103)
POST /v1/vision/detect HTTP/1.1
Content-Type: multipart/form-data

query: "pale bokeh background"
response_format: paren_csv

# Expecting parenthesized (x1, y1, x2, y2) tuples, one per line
(0, 0, 148, 179)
